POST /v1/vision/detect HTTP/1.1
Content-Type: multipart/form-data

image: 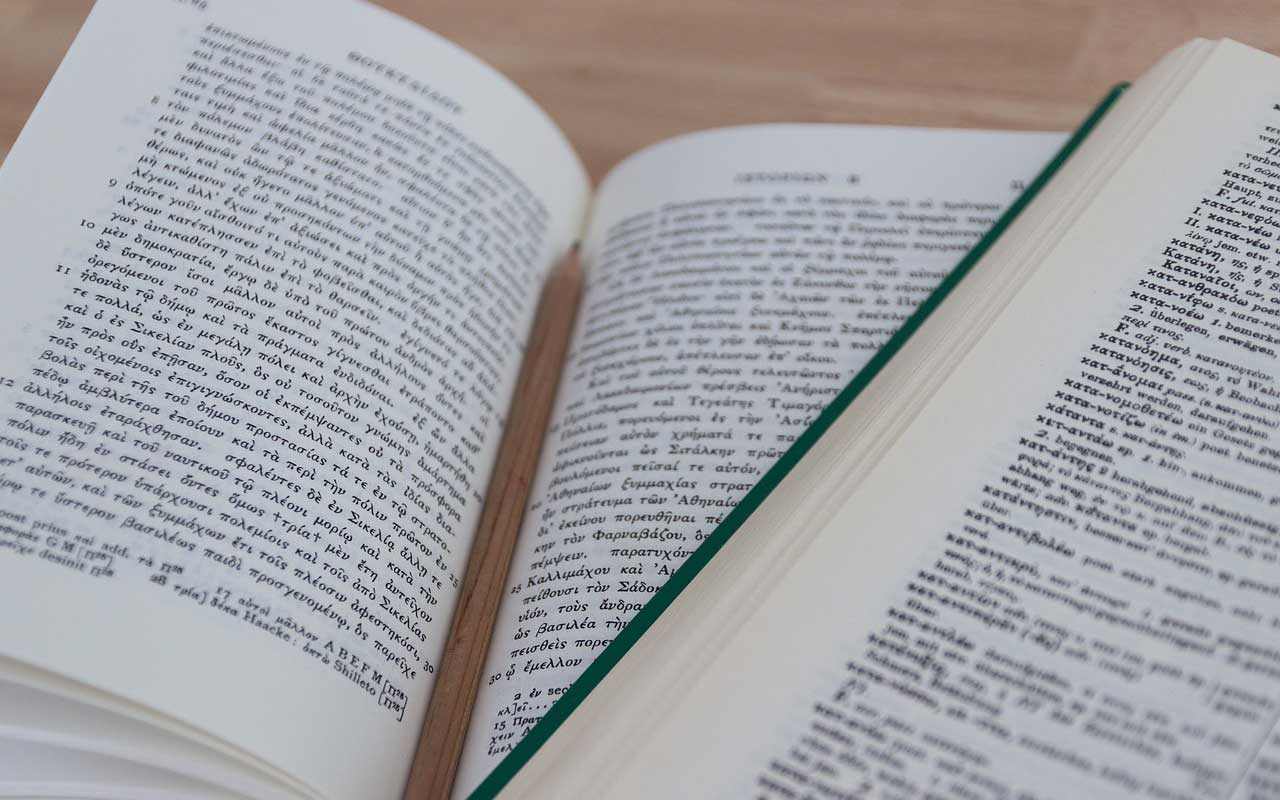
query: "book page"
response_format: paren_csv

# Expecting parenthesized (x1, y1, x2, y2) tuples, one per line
(455, 124, 1065, 792)
(0, 0, 587, 798)
(506, 40, 1280, 800)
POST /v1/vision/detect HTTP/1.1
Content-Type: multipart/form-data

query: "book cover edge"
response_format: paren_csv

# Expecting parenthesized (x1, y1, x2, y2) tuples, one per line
(465, 83, 1130, 800)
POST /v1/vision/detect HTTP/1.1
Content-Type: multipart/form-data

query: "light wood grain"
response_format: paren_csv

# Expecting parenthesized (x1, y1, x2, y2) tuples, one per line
(403, 250, 581, 800)
(6, 1, 1280, 181)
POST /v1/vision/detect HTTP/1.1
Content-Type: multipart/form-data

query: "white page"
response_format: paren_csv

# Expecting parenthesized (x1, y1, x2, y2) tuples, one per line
(0, 673, 291, 799)
(0, 736, 238, 800)
(0, 0, 587, 797)
(456, 124, 1065, 793)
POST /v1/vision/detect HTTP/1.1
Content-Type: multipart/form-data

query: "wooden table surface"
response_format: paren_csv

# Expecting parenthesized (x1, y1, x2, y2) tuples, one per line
(4, 1, 1280, 182)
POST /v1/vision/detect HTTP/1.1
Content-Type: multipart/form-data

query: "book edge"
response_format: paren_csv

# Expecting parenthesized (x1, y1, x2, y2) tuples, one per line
(466, 85, 1130, 800)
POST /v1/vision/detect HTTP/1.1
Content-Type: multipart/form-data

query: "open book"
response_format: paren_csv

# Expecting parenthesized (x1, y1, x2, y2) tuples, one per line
(488, 36, 1280, 800)
(0, 0, 1067, 798)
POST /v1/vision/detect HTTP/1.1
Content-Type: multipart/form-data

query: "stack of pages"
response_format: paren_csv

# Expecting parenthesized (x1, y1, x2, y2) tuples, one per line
(0, 1, 1276, 799)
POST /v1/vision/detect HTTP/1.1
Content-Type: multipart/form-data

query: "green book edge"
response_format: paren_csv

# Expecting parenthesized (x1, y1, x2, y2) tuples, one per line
(468, 83, 1130, 800)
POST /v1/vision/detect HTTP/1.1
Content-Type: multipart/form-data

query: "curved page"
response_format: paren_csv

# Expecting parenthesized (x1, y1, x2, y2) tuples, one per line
(457, 123, 1064, 794)
(0, 0, 587, 797)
